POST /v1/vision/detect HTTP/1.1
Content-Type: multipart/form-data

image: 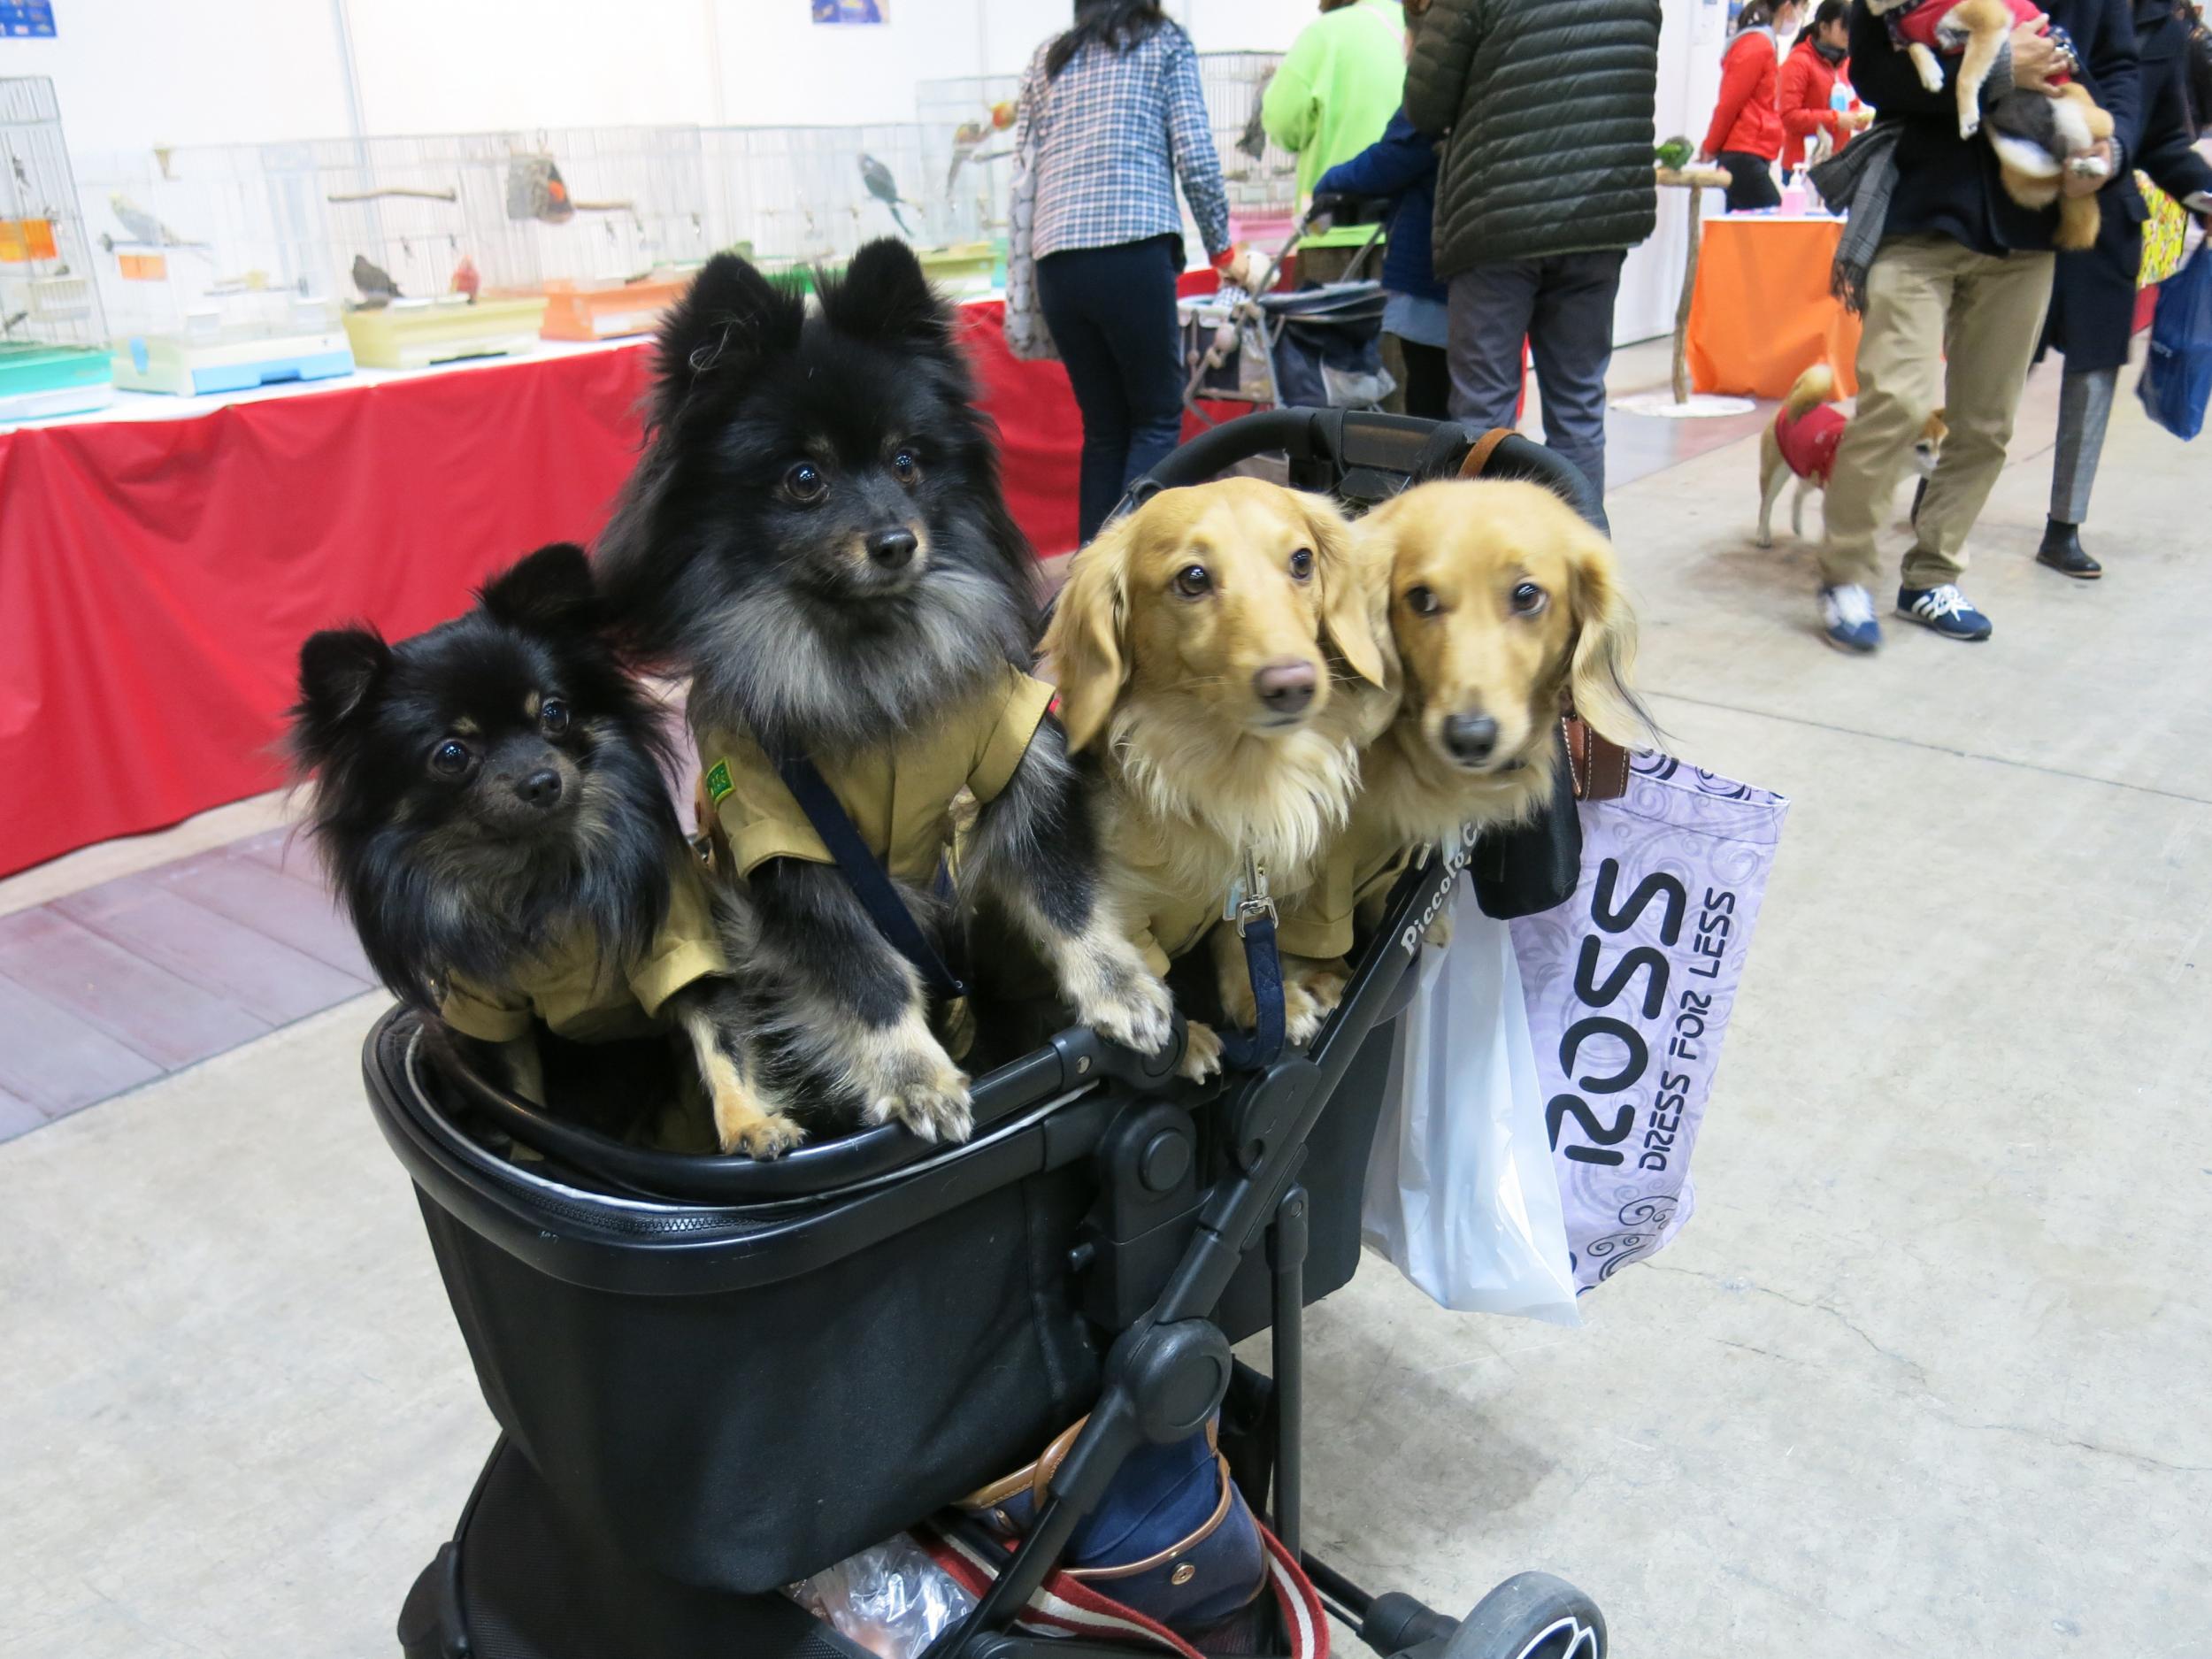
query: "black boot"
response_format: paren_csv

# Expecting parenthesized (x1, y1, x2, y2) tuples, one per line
(2037, 518, 2103, 580)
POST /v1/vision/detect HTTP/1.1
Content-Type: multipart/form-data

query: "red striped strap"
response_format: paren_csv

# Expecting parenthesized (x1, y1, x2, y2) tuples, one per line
(915, 1517, 1327, 1658)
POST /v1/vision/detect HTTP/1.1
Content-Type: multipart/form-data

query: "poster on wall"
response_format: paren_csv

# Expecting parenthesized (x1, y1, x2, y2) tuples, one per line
(0, 2, 57, 38)
(813, 0, 886, 21)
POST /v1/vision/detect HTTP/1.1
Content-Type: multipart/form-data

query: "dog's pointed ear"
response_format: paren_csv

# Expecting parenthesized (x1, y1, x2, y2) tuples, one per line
(820, 238, 953, 357)
(478, 542, 597, 635)
(1043, 517, 1137, 754)
(294, 626, 392, 760)
(649, 250, 805, 426)
(1308, 494, 1391, 688)
(1563, 522, 1651, 749)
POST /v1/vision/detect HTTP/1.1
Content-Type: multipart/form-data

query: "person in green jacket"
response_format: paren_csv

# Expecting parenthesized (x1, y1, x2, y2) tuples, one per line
(1263, 0, 1407, 271)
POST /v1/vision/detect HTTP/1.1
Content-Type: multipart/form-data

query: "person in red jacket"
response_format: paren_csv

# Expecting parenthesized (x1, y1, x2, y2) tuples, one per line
(1698, 0, 1802, 211)
(1778, 0, 1870, 178)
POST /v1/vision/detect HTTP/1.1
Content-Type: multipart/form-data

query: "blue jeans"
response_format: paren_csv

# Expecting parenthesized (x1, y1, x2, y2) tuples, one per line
(1446, 250, 1626, 525)
(1038, 234, 1185, 544)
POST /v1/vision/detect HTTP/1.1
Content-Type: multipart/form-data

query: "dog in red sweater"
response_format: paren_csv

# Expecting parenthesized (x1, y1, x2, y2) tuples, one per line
(1756, 364, 1947, 549)
(1863, 0, 2115, 248)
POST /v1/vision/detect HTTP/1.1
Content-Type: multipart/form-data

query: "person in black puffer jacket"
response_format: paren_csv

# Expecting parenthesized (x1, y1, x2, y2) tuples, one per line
(1405, 0, 1662, 521)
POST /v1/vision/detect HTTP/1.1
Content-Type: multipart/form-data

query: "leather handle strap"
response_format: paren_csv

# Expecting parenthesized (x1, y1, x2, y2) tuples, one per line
(1456, 426, 1517, 480)
(1561, 712, 1632, 803)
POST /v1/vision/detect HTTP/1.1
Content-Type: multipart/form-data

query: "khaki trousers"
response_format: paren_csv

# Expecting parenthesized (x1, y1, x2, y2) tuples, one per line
(1818, 234, 2055, 592)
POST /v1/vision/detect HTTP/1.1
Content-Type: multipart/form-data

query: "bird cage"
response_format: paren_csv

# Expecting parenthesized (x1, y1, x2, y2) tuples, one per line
(0, 77, 112, 421)
(76, 142, 354, 396)
(700, 125, 979, 291)
(1197, 51, 1299, 227)
(914, 74, 1019, 281)
(307, 132, 547, 370)
(522, 126, 710, 340)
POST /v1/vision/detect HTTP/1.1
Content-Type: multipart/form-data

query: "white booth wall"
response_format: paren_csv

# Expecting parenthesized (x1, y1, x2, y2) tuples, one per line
(2, 0, 1731, 346)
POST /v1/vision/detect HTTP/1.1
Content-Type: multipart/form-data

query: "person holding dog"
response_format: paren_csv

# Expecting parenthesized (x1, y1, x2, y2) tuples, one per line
(1806, 0, 2139, 653)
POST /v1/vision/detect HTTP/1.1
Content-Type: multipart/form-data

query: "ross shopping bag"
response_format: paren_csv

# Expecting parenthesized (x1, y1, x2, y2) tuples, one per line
(1361, 886, 1580, 1326)
(1510, 754, 1788, 1292)
(2139, 243, 2212, 442)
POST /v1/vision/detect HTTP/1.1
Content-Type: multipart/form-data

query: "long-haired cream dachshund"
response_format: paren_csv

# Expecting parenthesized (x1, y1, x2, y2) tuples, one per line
(1279, 478, 1649, 972)
(1042, 478, 1397, 1072)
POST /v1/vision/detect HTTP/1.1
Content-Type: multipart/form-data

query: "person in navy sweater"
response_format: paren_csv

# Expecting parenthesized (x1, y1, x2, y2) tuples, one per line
(1315, 105, 1448, 417)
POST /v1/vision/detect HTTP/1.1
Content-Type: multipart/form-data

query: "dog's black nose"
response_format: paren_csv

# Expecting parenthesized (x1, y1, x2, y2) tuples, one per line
(1254, 659, 1317, 718)
(1442, 713, 1499, 764)
(518, 768, 564, 808)
(866, 527, 918, 570)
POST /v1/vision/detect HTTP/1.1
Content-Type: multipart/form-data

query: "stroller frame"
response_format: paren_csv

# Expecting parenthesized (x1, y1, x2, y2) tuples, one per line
(1181, 202, 1388, 422)
(373, 410, 1609, 1659)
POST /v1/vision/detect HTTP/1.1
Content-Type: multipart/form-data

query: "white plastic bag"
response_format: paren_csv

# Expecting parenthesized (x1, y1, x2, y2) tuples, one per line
(787, 1532, 978, 1659)
(1361, 887, 1580, 1326)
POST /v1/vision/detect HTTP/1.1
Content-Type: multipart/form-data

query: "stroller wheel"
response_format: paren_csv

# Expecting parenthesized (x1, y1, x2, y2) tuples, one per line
(1443, 1572, 1607, 1659)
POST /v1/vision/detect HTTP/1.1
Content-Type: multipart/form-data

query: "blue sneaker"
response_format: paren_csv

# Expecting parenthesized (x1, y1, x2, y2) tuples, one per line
(1821, 584, 1882, 653)
(1897, 583, 1993, 641)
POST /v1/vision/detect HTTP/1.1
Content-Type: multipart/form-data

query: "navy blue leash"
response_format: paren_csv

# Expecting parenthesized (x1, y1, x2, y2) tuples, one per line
(1216, 854, 1287, 1070)
(770, 749, 969, 1002)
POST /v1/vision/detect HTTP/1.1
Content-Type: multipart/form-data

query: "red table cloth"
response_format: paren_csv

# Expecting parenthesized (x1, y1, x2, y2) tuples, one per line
(0, 302, 1129, 876)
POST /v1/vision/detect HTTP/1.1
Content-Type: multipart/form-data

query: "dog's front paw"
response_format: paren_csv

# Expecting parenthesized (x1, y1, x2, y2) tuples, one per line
(865, 1046, 974, 1145)
(1074, 948, 1175, 1056)
(1286, 965, 1348, 1046)
(1284, 980, 1326, 1047)
(1959, 111, 1981, 140)
(1754, 526, 1774, 549)
(1425, 907, 1455, 951)
(1178, 1021, 1225, 1082)
(725, 1110, 807, 1161)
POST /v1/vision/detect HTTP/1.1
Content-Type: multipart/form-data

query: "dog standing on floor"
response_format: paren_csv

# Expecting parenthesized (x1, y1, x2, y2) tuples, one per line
(1042, 478, 1397, 1071)
(1757, 363, 1947, 548)
(596, 240, 1172, 1145)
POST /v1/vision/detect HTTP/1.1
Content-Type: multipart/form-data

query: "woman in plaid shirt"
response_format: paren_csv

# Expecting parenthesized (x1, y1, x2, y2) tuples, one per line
(1007, 1, 1237, 542)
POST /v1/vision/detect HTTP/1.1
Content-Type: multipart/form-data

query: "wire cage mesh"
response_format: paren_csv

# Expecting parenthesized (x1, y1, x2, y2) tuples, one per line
(914, 74, 1019, 260)
(0, 77, 112, 419)
(699, 123, 945, 276)
(301, 132, 555, 367)
(1196, 50, 1297, 221)
(73, 141, 353, 394)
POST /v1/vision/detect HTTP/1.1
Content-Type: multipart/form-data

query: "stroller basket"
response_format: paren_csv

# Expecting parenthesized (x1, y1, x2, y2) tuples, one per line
(371, 408, 1610, 1659)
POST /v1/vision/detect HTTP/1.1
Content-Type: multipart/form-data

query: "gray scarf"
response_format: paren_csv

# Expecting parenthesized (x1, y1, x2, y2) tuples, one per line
(1808, 121, 1902, 315)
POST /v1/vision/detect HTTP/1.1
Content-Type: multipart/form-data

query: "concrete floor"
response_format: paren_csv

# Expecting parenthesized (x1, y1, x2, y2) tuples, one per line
(4, 352, 2208, 1658)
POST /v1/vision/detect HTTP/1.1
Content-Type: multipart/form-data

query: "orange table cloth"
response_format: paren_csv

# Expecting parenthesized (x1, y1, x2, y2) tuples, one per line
(1686, 216, 1863, 400)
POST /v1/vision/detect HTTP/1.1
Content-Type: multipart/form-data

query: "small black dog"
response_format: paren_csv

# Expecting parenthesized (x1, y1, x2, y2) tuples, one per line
(291, 542, 803, 1158)
(596, 239, 1171, 1142)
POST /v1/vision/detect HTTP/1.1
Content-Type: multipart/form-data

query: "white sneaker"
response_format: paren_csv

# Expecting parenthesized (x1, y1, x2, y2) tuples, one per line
(1821, 584, 1881, 654)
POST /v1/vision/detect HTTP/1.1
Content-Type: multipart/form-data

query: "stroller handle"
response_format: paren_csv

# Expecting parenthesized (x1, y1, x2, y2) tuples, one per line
(1119, 407, 1603, 527)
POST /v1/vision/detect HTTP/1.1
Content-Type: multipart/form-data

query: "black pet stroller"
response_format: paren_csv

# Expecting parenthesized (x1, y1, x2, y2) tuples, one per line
(1181, 201, 1393, 420)
(369, 408, 1610, 1659)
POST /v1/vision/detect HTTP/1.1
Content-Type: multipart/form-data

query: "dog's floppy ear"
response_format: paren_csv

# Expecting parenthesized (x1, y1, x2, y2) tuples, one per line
(820, 237, 953, 357)
(1042, 518, 1137, 754)
(294, 626, 392, 761)
(1563, 523, 1651, 749)
(1305, 493, 1390, 688)
(649, 250, 805, 426)
(478, 542, 598, 637)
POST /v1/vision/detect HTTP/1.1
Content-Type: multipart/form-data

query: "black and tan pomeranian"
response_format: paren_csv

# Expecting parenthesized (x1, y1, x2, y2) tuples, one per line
(595, 239, 1171, 1144)
(290, 541, 803, 1158)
